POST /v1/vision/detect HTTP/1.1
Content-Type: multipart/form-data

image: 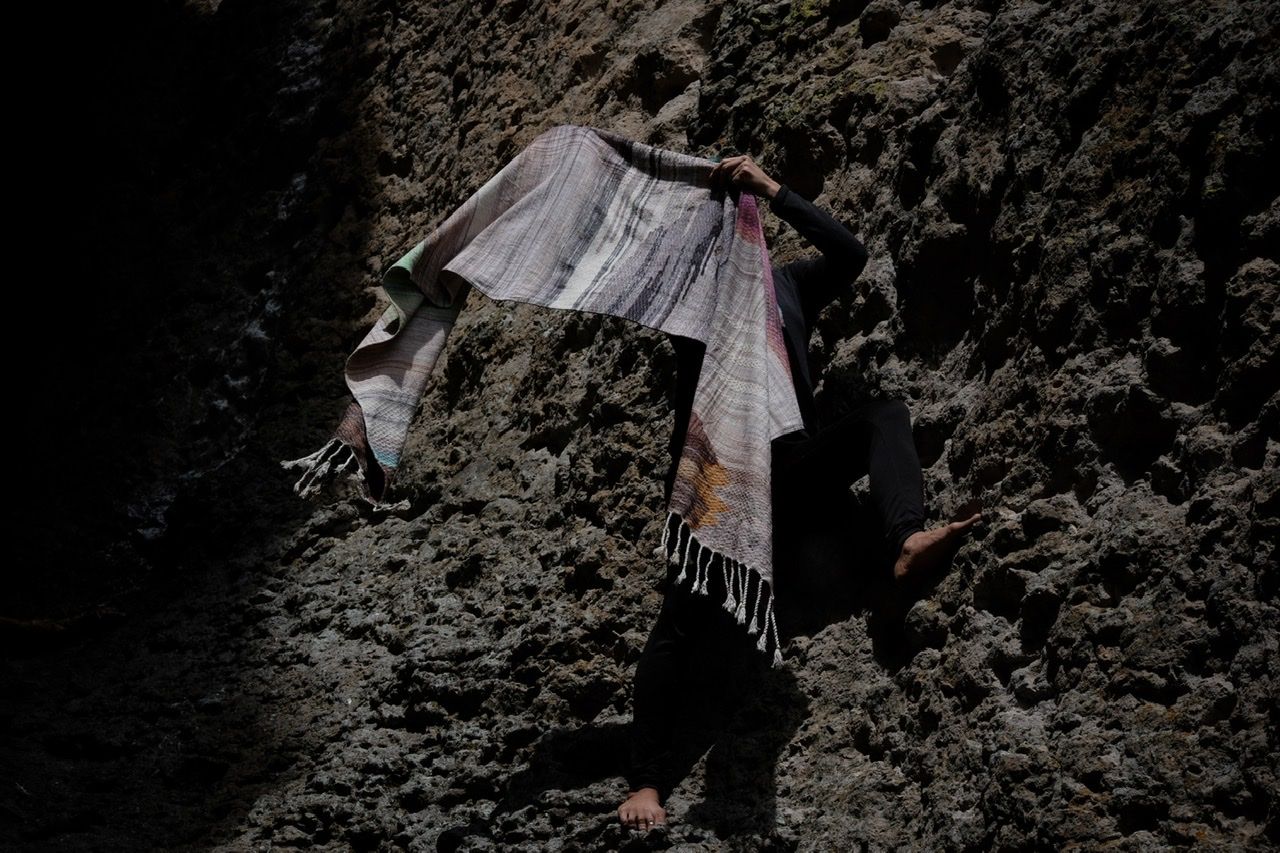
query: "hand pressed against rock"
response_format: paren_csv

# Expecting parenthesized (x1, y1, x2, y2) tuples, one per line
(617, 787, 666, 831)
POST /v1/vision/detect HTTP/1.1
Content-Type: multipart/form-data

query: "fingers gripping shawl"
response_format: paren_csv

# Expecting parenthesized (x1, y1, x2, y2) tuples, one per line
(281, 124, 803, 667)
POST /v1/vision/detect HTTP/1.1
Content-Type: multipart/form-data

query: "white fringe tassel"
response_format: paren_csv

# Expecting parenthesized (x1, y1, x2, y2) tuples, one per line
(674, 522, 691, 585)
(660, 509, 784, 669)
(279, 437, 359, 498)
(721, 559, 738, 616)
(733, 561, 748, 625)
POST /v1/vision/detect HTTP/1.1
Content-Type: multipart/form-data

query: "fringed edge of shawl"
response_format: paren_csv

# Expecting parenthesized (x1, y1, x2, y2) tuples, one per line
(279, 434, 400, 510)
(281, 400, 410, 508)
(659, 509, 785, 669)
(280, 436, 362, 496)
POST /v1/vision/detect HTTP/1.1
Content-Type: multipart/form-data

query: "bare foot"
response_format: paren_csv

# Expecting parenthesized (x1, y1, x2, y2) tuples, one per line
(893, 512, 983, 584)
(618, 787, 667, 831)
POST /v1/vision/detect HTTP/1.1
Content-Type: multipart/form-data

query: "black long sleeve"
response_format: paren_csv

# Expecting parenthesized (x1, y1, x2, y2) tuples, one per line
(768, 183, 869, 330)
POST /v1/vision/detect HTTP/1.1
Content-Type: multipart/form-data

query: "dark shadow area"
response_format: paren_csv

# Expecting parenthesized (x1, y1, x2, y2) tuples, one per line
(669, 621, 806, 840)
(773, 484, 888, 638)
(2, 0, 388, 849)
(893, 229, 978, 367)
(10, 0, 327, 617)
(431, 723, 636, 850)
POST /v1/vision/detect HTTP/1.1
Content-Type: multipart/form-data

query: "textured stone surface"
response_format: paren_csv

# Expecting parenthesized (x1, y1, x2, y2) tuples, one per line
(4, 0, 1276, 850)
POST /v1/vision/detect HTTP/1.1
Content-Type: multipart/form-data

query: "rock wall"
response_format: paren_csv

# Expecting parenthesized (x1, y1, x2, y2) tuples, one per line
(4, 0, 1275, 850)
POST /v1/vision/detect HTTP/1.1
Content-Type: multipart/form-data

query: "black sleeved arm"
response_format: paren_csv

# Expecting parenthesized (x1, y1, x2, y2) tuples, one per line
(768, 183, 869, 328)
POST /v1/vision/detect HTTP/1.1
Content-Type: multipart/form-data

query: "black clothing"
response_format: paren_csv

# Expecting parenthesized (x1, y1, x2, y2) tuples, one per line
(630, 399, 927, 801)
(664, 184, 870, 502)
(627, 549, 738, 804)
(771, 398, 927, 560)
(631, 186, 924, 803)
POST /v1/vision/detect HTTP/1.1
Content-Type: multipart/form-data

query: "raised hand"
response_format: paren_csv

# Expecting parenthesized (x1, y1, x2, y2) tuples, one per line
(708, 154, 782, 200)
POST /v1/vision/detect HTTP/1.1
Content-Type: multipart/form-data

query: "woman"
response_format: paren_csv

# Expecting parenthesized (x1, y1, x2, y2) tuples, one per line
(617, 155, 982, 831)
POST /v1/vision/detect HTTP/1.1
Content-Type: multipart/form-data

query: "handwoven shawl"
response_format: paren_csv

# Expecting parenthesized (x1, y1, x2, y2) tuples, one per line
(281, 124, 802, 666)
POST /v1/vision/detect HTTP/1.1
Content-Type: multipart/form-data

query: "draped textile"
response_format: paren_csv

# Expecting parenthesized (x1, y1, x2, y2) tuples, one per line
(280, 124, 802, 666)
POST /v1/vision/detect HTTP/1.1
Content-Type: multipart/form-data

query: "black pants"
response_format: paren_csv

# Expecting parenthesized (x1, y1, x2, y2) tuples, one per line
(628, 398, 926, 800)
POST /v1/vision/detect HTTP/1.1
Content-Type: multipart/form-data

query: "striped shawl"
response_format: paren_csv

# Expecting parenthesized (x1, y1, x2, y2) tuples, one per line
(281, 124, 802, 666)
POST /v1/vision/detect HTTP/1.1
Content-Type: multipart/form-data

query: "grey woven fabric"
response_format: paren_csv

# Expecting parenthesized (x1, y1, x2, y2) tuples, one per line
(282, 124, 801, 666)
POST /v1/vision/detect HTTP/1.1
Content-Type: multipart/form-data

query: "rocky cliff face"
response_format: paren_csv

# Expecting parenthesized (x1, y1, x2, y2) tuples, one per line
(5, 0, 1276, 850)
